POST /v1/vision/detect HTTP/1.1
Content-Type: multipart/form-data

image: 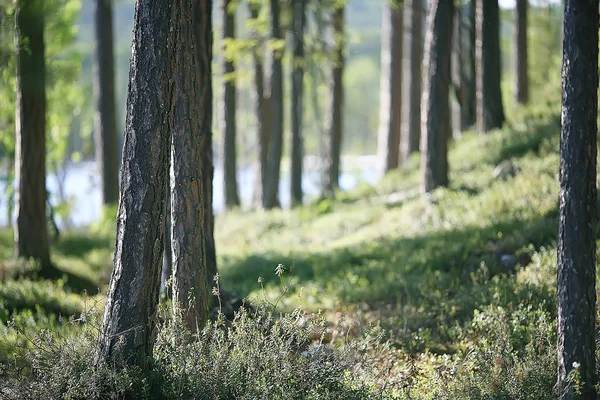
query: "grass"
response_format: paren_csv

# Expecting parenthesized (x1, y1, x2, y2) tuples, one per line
(0, 98, 597, 398)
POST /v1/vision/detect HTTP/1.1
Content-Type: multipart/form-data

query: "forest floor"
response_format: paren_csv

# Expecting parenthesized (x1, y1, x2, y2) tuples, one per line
(0, 103, 595, 398)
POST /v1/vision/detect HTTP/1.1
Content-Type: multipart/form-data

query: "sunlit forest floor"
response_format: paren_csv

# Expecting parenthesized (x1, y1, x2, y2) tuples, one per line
(1, 103, 597, 398)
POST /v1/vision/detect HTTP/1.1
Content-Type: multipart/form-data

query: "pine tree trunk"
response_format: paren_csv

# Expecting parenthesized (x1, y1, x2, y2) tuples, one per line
(557, 1, 598, 398)
(401, 0, 422, 162)
(93, 0, 119, 205)
(263, 0, 284, 209)
(475, 0, 504, 133)
(325, 6, 344, 195)
(14, 0, 55, 277)
(420, 0, 453, 194)
(248, 3, 270, 208)
(96, 0, 175, 366)
(378, 1, 402, 173)
(290, 0, 306, 207)
(222, 0, 239, 209)
(171, 0, 213, 332)
(514, 0, 529, 104)
(453, 1, 476, 130)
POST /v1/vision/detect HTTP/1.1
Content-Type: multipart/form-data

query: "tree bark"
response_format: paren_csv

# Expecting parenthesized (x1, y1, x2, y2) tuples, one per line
(401, 0, 422, 162)
(14, 0, 55, 277)
(420, 0, 453, 194)
(171, 0, 213, 332)
(475, 0, 504, 133)
(378, 1, 403, 174)
(557, 1, 598, 398)
(452, 0, 476, 130)
(93, 0, 119, 205)
(96, 0, 175, 366)
(263, 0, 284, 209)
(222, 0, 239, 209)
(514, 0, 529, 104)
(325, 5, 345, 195)
(248, 3, 270, 208)
(290, 0, 306, 207)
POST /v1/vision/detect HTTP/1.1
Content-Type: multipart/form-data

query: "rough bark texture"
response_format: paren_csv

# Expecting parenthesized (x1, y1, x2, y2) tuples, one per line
(325, 6, 345, 195)
(378, 1, 403, 173)
(263, 0, 284, 209)
(514, 0, 529, 104)
(171, 0, 213, 332)
(93, 0, 120, 205)
(475, 0, 504, 133)
(401, 0, 422, 162)
(290, 0, 306, 207)
(222, 0, 239, 209)
(452, 1, 476, 130)
(420, 0, 453, 194)
(557, 1, 598, 398)
(96, 0, 175, 365)
(14, 0, 54, 277)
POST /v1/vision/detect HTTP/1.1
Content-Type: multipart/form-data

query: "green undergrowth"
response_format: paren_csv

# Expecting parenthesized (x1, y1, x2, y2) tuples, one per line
(2, 101, 600, 397)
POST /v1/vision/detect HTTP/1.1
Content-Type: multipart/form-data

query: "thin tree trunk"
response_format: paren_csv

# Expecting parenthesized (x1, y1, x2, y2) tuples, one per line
(14, 0, 55, 277)
(557, 1, 598, 398)
(248, 3, 270, 208)
(420, 0, 453, 194)
(263, 0, 284, 209)
(171, 0, 213, 332)
(161, 189, 172, 296)
(222, 0, 239, 209)
(514, 0, 529, 104)
(96, 0, 175, 366)
(475, 0, 504, 133)
(401, 0, 422, 162)
(290, 0, 306, 206)
(452, 1, 476, 131)
(378, 1, 403, 174)
(325, 5, 344, 195)
(93, 0, 119, 205)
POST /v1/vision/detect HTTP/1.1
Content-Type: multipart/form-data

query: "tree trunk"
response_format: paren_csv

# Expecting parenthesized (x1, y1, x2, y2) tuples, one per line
(514, 0, 529, 104)
(325, 5, 345, 195)
(557, 1, 598, 398)
(263, 0, 284, 209)
(222, 0, 239, 209)
(420, 0, 453, 194)
(452, 0, 476, 131)
(378, 1, 403, 174)
(161, 188, 172, 297)
(96, 0, 175, 366)
(93, 0, 119, 205)
(401, 0, 423, 162)
(14, 0, 55, 277)
(248, 3, 270, 208)
(290, 0, 306, 207)
(171, 0, 213, 332)
(475, 0, 504, 133)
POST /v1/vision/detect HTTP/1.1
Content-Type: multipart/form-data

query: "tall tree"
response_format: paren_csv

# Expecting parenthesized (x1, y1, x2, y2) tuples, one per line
(514, 0, 529, 104)
(557, 1, 598, 398)
(171, 0, 213, 331)
(290, 0, 306, 207)
(452, 0, 476, 130)
(325, 5, 345, 195)
(401, 0, 423, 162)
(222, 0, 239, 209)
(248, 2, 271, 208)
(14, 0, 55, 277)
(420, 0, 453, 194)
(263, 0, 284, 209)
(475, 0, 504, 133)
(377, 1, 403, 173)
(96, 0, 176, 365)
(93, 0, 119, 205)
